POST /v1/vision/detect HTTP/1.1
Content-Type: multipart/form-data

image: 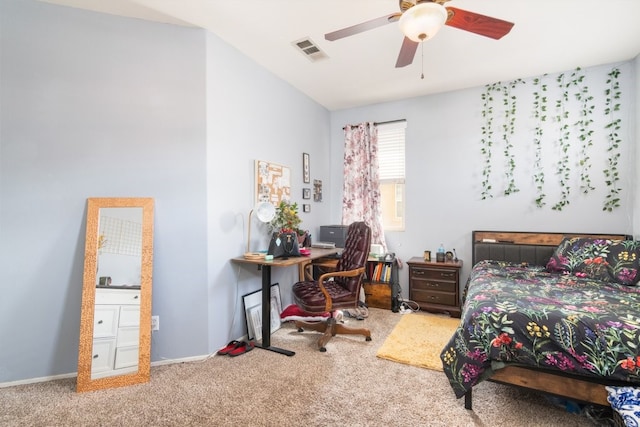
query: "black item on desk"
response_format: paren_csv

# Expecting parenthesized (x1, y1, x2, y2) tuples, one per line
(324, 251, 342, 259)
(319, 224, 349, 248)
(300, 232, 312, 248)
(268, 232, 301, 259)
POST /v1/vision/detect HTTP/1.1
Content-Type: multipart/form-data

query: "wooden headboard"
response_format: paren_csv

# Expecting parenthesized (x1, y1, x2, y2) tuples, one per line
(472, 230, 632, 266)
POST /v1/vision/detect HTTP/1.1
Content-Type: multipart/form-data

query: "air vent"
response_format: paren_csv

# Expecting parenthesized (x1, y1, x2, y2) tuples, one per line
(292, 37, 328, 62)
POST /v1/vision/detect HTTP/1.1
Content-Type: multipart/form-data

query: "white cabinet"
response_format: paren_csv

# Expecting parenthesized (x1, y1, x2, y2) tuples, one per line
(91, 288, 140, 379)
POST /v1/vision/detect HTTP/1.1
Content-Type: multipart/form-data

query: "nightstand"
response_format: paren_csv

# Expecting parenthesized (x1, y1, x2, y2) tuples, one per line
(407, 257, 463, 318)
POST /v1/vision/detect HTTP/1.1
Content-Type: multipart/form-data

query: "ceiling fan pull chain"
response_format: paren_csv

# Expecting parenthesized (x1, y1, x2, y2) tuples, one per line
(420, 42, 424, 80)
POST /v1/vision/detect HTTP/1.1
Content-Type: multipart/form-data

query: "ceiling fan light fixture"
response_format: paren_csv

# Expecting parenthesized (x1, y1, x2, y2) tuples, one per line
(399, 2, 448, 43)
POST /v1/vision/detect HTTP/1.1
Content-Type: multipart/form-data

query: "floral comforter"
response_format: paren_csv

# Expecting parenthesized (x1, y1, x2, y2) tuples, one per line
(440, 260, 640, 398)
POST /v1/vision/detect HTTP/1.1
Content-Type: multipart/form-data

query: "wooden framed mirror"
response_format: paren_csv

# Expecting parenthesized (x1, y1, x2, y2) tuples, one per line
(77, 197, 154, 392)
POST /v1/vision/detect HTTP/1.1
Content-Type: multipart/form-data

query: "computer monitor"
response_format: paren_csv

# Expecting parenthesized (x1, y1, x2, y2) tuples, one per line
(319, 225, 349, 248)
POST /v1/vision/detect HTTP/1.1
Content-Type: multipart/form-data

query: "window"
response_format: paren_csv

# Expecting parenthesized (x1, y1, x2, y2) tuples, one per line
(377, 121, 406, 231)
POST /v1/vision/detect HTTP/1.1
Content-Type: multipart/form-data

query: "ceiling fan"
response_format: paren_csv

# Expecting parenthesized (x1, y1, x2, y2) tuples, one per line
(325, 0, 514, 68)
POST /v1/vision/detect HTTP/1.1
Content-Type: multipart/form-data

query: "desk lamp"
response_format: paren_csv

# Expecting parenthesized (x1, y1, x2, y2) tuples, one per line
(244, 201, 276, 259)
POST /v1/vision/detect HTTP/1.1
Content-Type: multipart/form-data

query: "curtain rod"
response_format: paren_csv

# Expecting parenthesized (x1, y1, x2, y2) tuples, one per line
(342, 119, 406, 130)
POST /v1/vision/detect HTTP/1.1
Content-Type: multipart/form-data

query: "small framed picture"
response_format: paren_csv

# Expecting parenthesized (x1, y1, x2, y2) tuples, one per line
(302, 153, 310, 183)
(303, 204, 311, 213)
(313, 179, 322, 202)
(302, 188, 311, 199)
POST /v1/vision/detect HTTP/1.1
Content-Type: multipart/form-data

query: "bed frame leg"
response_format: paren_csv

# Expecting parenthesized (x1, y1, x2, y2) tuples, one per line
(464, 390, 472, 410)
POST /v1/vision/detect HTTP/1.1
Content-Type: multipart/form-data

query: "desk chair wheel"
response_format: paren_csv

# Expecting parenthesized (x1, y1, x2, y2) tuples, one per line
(320, 347, 327, 352)
(366, 336, 372, 341)
(298, 327, 304, 332)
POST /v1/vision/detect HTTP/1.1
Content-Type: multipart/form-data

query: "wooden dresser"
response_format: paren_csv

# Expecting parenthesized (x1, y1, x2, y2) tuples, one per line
(92, 287, 141, 379)
(407, 257, 463, 318)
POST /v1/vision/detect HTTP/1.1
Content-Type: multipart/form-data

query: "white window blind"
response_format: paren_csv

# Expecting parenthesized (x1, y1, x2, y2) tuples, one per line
(378, 121, 406, 181)
(377, 120, 406, 231)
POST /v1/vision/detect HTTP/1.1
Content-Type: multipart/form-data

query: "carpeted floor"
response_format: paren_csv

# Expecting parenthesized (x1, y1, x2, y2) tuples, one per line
(376, 312, 460, 371)
(0, 308, 609, 426)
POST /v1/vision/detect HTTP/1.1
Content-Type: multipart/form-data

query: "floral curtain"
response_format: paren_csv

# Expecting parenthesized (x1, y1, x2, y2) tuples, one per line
(342, 122, 387, 251)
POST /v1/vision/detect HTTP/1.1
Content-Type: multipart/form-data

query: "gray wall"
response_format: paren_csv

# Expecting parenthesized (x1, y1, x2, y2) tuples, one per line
(0, 0, 208, 382)
(330, 62, 637, 297)
(203, 32, 331, 352)
(635, 55, 640, 239)
(0, 0, 636, 384)
(0, 0, 331, 383)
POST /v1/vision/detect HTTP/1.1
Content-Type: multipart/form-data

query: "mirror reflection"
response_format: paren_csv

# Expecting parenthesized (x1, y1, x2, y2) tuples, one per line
(92, 207, 143, 379)
(77, 198, 154, 392)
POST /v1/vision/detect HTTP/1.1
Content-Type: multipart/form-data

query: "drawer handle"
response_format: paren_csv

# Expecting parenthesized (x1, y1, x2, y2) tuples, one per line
(414, 270, 455, 278)
(93, 354, 99, 359)
(134, 295, 139, 299)
(431, 282, 451, 288)
(97, 320, 103, 324)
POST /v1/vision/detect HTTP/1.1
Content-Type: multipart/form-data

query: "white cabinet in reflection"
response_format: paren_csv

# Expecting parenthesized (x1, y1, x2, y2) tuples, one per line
(91, 288, 141, 379)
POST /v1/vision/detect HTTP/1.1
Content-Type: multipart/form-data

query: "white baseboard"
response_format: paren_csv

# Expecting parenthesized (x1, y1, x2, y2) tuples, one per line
(0, 354, 215, 389)
(150, 354, 211, 366)
(0, 372, 77, 388)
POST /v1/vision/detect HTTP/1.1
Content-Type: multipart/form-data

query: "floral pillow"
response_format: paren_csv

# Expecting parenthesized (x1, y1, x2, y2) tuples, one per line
(607, 240, 640, 286)
(546, 237, 615, 281)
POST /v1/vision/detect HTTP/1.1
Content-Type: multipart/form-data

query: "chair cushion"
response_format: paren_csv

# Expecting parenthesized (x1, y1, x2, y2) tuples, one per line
(334, 222, 371, 293)
(292, 280, 358, 313)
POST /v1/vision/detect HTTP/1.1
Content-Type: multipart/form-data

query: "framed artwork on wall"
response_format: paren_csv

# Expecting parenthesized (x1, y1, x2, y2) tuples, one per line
(313, 179, 322, 202)
(303, 204, 311, 213)
(255, 160, 291, 205)
(302, 153, 310, 183)
(302, 188, 310, 199)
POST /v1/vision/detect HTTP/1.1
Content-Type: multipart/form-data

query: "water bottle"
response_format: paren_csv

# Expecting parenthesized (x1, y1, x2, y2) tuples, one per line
(437, 243, 445, 262)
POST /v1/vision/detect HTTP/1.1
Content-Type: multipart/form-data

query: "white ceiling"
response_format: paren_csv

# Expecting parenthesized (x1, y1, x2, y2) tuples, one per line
(40, 0, 640, 111)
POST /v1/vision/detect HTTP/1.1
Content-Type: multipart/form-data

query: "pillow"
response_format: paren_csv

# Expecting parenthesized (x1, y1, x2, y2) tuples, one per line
(606, 386, 640, 427)
(607, 240, 640, 286)
(546, 237, 615, 281)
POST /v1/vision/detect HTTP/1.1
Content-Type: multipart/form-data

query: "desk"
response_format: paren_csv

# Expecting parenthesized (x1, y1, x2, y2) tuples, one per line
(231, 248, 339, 356)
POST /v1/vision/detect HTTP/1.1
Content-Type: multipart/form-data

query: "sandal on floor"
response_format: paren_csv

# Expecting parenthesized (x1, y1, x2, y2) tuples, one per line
(217, 340, 241, 355)
(229, 341, 255, 357)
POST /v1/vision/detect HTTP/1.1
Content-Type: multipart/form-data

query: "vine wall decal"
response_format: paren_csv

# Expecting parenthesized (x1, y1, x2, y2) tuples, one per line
(480, 83, 497, 200)
(479, 66, 623, 211)
(501, 79, 524, 196)
(572, 68, 595, 195)
(532, 76, 548, 207)
(551, 71, 572, 211)
(603, 68, 622, 212)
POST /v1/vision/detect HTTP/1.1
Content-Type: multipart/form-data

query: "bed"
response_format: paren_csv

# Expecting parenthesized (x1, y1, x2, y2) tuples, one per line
(440, 231, 640, 411)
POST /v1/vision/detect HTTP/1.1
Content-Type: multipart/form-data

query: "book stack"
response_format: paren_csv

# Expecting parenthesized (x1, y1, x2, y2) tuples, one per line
(367, 261, 393, 283)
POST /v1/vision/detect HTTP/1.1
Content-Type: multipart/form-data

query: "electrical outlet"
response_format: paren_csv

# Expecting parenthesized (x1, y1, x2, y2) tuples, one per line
(151, 315, 159, 331)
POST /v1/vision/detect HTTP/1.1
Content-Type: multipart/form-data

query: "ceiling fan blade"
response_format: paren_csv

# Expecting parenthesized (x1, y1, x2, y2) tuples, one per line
(325, 13, 401, 41)
(395, 37, 419, 68)
(445, 7, 514, 40)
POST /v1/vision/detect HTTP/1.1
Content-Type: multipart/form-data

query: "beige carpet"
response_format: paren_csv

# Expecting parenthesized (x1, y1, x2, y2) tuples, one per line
(376, 312, 460, 371)
(0, 308, 604, 426)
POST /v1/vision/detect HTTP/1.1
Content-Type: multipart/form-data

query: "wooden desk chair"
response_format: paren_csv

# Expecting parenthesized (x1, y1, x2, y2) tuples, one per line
(291, 221, 372, 352)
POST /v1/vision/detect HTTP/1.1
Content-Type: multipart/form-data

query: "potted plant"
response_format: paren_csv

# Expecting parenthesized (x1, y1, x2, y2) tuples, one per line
(269, 200, 308, 245)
